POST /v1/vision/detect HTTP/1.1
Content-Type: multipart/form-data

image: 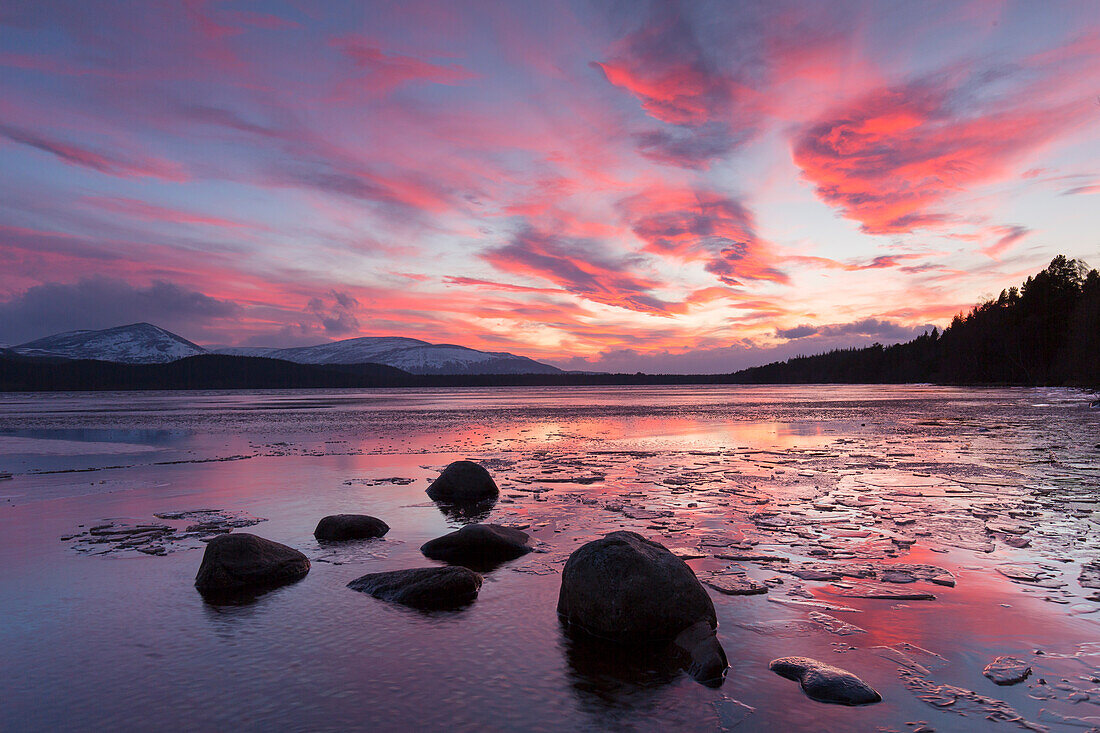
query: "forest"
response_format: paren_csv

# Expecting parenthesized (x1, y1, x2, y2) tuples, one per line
(734, 255, 1100, 386)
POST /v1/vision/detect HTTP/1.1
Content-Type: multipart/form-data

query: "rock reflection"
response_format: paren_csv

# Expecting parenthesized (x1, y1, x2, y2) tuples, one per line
(561, 625, 683, 710)
(431, 497, 496, 523)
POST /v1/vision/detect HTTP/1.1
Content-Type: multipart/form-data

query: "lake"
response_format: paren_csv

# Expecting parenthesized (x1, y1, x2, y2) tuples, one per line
(1, 385, 1098, 731)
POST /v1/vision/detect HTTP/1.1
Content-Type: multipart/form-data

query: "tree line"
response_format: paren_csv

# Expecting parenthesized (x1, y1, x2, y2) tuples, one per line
(734, 255, 1100, 386)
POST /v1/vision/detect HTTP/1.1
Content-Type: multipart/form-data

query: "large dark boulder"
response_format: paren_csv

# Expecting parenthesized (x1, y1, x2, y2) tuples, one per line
(558, 531, 717, 640)
(194, 533, 310, 596)
(557, 531, 726, 685)
(426, 461, 499, 503)
(420, 523, 532, 569)
(770, 657, 881, 705)
(347, 566, 482, 610)
(314, 514, 389, 541)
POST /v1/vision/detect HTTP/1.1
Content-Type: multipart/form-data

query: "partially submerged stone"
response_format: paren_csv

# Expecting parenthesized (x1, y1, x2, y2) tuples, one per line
(983, 656, 1032, 685)
(826, 582, 936, 601)
(426, 461, 499, 503)
(703, 576, 768, 596)
(558, 531, 727, 685)
(420, 523, 532, 569)
(314, 514, 389, 541)
(347, 566, 482, 610)
(770, 657, 882, 705)
(194, 533, 310, 596)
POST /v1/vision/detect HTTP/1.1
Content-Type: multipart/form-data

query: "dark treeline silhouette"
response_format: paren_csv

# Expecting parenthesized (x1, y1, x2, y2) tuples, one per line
(2, 256, 1096, 390)
(736, 255, 1100, 386)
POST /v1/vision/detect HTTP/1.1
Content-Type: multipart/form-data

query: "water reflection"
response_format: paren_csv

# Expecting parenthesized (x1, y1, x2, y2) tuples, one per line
(431, 497, 496, 524)
(0, 427, 192, 445)
(561, 626, 684, 711)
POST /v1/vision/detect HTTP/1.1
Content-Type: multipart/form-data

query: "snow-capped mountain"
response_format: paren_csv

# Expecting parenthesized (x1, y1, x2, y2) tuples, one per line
(13, 324, 562, 374)
(14, 323, 205, 364)
(215, 336, 562, 375)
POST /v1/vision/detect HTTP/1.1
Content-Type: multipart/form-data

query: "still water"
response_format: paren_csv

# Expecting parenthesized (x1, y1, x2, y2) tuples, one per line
(0, 385, 1098, 731)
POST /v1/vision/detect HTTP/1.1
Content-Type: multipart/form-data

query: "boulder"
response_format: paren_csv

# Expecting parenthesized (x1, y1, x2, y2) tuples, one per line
(314, 514, 389, 541)
(769, 657, 881, 705)
(420, 523, 532, 569)
(347, 567, 482, 610)
(557, 531, 726, 685)
(194, 533, 310, 595)
(426, 461, 499, 503)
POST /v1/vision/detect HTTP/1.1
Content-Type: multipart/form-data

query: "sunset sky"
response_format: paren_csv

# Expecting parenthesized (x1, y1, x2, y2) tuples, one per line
(1, 0, 1098, 372)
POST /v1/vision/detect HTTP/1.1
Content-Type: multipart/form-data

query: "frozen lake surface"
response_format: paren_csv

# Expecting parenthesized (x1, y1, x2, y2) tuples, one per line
(1, 385, 1099, 731)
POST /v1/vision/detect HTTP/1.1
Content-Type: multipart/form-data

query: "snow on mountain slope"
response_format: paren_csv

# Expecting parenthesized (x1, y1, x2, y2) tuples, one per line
(216, 337, 561, 374)
(264, 337, 432, 364)
(14, 323, 206, 364)
(15, 324, 562, 374)
(371, 343, 561, 375)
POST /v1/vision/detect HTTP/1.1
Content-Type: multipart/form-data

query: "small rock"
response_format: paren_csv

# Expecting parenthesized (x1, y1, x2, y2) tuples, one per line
(982, 656, 1032, 685)
(426, 461, 499, 503)
(194, 533, 310, 596)
(770, 656, 882, 705)
(704, 576, 768, 595)
(314, 514, 389, 541)
(347, 566, 482, 610)
(420, 523, 533, 568)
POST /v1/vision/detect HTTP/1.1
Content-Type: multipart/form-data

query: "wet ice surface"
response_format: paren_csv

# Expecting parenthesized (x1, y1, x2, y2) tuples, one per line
(1, 385, 1099, 731)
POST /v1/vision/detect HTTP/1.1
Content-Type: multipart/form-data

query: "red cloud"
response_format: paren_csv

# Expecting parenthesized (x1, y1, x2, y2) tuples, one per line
(793, 61, 1095, 235)
(330, 35, 474, 98)
(979, 224, 1031, 260)
(620, 187, 788, 286)
(481, 227, 677, 315)
(82, 196, 248, 230)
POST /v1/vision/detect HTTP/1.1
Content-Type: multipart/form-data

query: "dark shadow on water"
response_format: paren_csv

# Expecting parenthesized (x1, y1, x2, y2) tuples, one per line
(560, 622, 683, 712)
(432, 497, 496, 523)
(197, 575, 307, 609)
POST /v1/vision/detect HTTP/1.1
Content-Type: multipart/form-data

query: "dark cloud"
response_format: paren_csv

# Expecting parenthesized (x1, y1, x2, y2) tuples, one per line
(776, 318, 930, 341)
(482, 227, 675, 314)
(594, 5, 764, 168)
(0, 277, 240, 344)
(0, 123, 182, 180)
(307, 290, 360, 335)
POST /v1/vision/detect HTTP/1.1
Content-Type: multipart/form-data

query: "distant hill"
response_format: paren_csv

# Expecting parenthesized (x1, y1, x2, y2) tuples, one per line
(214, 336, 562, 375)
(0, 354, 413, 391)
(13, 324, 562, 375)
(14, 323, 204, 363)
(731, 255, 1100, 387)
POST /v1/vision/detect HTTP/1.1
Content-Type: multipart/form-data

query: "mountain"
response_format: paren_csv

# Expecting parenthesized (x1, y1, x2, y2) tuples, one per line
(0, 354, 413, 391)
(14, 324, 562, 374)
(214, 336, 562, 375)
(14, 323, 205, 364)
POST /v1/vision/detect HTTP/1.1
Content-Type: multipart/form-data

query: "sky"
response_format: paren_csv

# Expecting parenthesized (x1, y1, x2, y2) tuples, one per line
(1, 0, 1099, 372)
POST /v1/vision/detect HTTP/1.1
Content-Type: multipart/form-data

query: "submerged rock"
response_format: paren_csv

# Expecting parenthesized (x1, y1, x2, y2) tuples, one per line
(703, 576, 768, 595)
(420, 523, 532, 569)
(194, 533, 309, 595)
(314, 514, 389, 541)
(983, 656, 1032, 685)
(426, 461, 499, 503)
(770, 657, 882, 705)
(347, 566, 482, 610)
(557, 531, 727, 685)
(674, 620, 729, 686)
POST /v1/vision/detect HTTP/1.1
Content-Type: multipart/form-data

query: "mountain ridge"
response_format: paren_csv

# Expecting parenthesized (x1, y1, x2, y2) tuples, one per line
(13, 324, 562, 375)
